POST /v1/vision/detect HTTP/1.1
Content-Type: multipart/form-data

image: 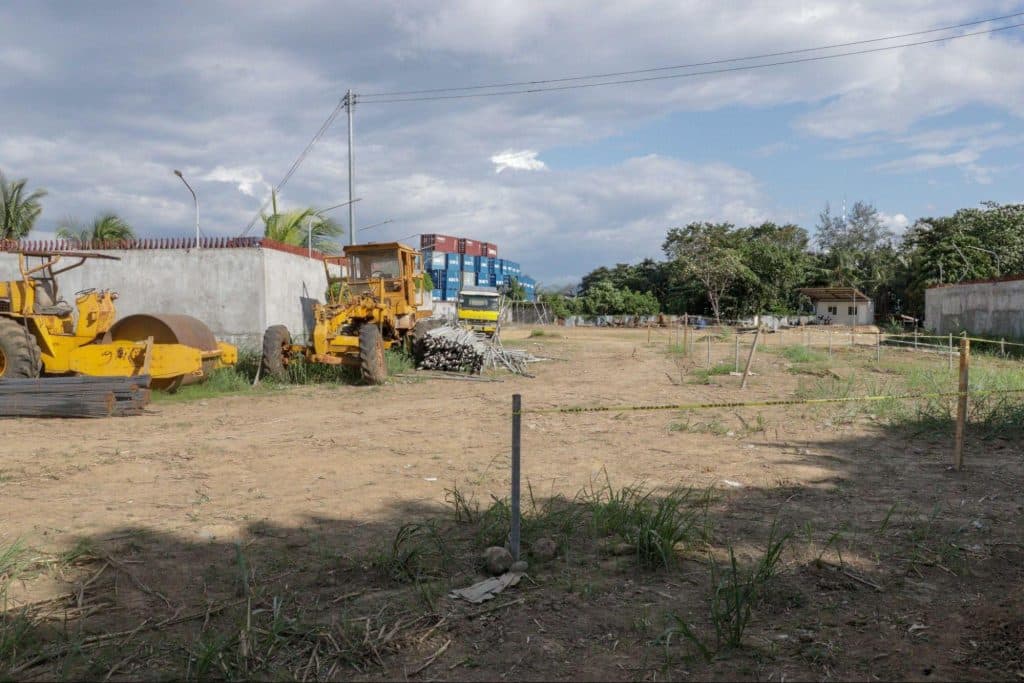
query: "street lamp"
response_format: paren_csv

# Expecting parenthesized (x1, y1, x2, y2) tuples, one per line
(173, 169, 199, 249)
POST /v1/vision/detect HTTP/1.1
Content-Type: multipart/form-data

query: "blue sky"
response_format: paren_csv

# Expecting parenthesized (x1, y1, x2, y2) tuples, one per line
(1, 1, 1022, 286)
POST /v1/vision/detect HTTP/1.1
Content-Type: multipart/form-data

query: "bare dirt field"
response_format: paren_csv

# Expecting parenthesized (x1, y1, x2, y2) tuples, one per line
(1, 325, 1022, 680)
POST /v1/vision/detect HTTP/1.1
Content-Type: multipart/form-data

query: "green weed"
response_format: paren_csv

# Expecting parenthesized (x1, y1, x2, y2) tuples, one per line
(780, 345, 826, 363)
(693, 362, 735, 383)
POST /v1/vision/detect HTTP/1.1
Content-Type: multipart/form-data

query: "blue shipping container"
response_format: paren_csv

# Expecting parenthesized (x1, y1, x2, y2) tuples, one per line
(445, 253, 461, 269)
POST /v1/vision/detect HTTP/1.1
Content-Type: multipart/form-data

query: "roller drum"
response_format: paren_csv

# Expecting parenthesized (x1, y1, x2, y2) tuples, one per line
(105, 313, 219, 390)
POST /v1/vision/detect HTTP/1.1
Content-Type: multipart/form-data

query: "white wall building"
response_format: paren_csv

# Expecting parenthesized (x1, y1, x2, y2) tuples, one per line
(799, 287, 874, 326)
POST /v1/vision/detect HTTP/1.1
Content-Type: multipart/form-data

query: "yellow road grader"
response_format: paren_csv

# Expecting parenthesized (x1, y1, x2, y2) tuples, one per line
(0, 250, 237, 390)
(261, 241, 434, 385)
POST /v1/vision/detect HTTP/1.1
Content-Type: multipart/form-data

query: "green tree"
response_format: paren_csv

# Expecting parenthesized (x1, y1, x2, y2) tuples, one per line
(503, 277, 526, 301)
(0, 171, 47, 239)
(57, 212, 135, 245)
(663, 222, 751, 321)
(731, 222, 813, 315)
(261, 193, 343, 254)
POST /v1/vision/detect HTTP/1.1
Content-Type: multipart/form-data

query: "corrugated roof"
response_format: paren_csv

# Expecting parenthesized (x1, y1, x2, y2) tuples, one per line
(799, 287, 871, 302)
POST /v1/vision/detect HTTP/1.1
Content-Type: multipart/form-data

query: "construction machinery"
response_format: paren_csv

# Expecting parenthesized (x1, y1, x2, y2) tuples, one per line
(260, 241, 434, 385)
(457, 287, 501, 337)
(0, 250, 237, 390)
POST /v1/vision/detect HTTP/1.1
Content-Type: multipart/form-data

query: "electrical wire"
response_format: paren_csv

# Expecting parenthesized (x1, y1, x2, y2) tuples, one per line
(240, 93, 350, 236)
(361, 22, 1024, 104)
(361, 11, 1024, 99)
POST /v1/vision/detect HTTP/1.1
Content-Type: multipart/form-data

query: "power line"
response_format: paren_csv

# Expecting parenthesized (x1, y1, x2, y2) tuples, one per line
(361, 22, 1024, 104)
(361, 11, 1024, 99)
(240, 93, 350, 236)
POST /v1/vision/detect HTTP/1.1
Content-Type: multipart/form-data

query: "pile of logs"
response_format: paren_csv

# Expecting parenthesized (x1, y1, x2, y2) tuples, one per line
(0, 375, 152, 418)
(418, 325, 539, 376)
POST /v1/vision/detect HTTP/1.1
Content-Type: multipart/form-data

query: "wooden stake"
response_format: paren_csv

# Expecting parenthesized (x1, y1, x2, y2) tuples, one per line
(1000, 338, 1006, 357)
(828, 328, 833, 358)
(706, 333, 711, 368)
(682, 323, 689, 355)
(740, 327, 761, 390)
(948, 333, 953, 371)
(876, 331, 881, 362)
(953, 338, 970, 471)
(734, 333, 740, 372)
(914, 329, 919, 350)
(647, 323, 651, 346)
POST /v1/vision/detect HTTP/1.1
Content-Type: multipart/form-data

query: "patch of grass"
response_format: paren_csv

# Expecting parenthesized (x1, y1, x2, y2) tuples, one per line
(780, 345, 826, 363)
(693, 362, 735, 383)
(663, 522, 790, 659)
(528, 329, 553, 338)
(669, 414, 729, 436)
(385, 348, 414, 376)
(666, 342, 689, 356)
(585, 477, 711, 569)
(371, 522, 453, 583)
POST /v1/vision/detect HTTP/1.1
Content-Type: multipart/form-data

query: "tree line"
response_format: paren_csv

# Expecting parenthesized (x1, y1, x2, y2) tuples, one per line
(539, 200, 1024, 322)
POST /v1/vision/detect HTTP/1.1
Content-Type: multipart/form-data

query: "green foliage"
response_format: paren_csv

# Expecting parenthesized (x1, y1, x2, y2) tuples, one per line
(261, 192, 343, 254)
(663, 222, 753, 320)
(416, 271, 434, 292)
(0, 171, 46, 239)
(56, 212, 135, 244)
(780, 345, 826, 363)
(574, 280, 659, 315)
(502, 276, 526, 301)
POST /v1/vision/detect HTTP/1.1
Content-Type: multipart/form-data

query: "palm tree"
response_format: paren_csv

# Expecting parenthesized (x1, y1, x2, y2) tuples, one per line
(261, 196, 343, 254)
(56, 212, 135, 246)
(0, 171, 47, 239)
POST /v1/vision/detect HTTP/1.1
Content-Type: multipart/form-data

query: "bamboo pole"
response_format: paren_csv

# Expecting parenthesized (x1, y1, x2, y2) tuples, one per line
(740, 327, 762, 390)
(953, 337, 970, 471)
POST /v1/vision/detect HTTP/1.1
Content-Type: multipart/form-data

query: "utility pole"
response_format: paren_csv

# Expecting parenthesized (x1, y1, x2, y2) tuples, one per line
(346, 89, 356, 246)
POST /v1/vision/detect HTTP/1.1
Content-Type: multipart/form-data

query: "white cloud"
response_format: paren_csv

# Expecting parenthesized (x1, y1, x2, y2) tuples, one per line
(878, 211, 909, 235)
(201, 166, 270, 198)
(490, 149, 548, 174)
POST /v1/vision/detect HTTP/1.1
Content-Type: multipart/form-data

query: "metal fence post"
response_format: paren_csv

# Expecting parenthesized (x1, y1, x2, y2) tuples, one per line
(510, 394, 522, 560)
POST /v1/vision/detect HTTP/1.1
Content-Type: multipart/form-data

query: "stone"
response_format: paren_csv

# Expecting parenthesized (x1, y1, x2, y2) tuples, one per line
(532, 537, 558, 561)
(510, 560, 529, 573)
(483, 546, 514, 575)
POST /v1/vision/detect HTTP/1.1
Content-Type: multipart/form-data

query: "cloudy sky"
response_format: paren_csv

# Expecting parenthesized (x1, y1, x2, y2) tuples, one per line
(2, 2, 1023, 285)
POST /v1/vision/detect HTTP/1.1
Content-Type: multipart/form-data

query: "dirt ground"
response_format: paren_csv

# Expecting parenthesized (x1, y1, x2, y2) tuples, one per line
(1, 325, 1022, 680)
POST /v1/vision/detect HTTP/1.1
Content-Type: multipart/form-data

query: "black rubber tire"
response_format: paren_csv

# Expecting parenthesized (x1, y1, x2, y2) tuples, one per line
(410, 318, 443, 363)
(261, 325, 292, 382)
(0, 317, 41, 379)
(358, 324, 386, 385)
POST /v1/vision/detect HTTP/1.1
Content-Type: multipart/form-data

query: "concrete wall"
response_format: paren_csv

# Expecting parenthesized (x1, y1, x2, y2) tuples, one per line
(0, 246, 340, 348)
(925, 279, 1024, 337)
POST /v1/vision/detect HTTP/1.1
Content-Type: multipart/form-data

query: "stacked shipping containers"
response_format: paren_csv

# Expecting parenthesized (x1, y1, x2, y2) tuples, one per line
(419, 233, 534, 302)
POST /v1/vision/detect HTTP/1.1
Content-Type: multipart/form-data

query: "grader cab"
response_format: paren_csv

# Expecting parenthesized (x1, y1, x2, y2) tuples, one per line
(261, 242, 434, 384)
(0, 250, 237, 390)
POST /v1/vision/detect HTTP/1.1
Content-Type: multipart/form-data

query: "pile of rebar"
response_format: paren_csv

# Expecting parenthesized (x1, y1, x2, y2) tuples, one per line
(0, 375, 152, 418)
(418, 325, 539, 376)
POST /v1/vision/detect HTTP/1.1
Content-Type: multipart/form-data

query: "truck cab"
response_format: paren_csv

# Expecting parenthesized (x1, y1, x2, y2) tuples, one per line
(457, 287, 501, 336)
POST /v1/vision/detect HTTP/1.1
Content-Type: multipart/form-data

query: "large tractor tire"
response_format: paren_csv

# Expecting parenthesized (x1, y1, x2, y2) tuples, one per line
(0, 318, 40, 379)
(359, 324, 387, 385)
(261, 325, 292, 382)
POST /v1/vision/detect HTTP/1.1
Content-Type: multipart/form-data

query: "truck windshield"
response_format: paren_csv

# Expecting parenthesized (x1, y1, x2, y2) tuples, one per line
(460, 295, 499, 311)
(349, 251, 400, 279)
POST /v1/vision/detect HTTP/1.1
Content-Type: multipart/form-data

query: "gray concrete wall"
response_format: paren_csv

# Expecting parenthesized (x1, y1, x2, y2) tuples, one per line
(925, 279, 1024, 337)
(0, 246, 339, 349)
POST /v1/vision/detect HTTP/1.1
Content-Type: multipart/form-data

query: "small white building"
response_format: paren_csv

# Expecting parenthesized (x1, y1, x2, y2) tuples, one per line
(799, 287, 874, 326)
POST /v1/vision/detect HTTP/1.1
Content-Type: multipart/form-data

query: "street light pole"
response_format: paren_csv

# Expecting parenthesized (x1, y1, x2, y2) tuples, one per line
(173, 169, 199, 249)
(357, 219, 394, 233)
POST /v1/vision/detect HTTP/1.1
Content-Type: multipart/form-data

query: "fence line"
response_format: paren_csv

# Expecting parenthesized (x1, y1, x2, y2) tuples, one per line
(519, 388, 1024, 416)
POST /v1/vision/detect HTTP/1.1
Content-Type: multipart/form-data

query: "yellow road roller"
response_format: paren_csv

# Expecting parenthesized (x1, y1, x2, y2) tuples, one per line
(0, 250, 237, 390)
